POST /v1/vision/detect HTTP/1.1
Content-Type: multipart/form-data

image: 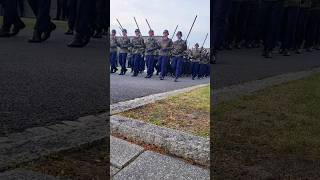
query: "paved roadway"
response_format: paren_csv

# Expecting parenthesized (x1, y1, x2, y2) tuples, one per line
(110, 73, 209, 104)
(0, 28, 108, 135)
(212, 48, 320, 89)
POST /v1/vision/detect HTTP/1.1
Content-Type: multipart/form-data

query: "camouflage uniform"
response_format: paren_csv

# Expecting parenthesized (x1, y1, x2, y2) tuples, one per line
(190, 47, 202, 79)
(198, 49, 208, 78)
(145, 35, 160, 77)
(110, 34, 118, 73)
(118, 34, 131, 75)
(131, 34, 145, 76)
(159, 34, 173, 79)
(171, 38, 187, 79)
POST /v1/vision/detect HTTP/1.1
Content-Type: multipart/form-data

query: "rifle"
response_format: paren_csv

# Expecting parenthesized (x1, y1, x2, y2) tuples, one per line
(201, 33, 209, 48)
(185, 15, 198, 42)
(116, 18, 124, 31)
(133, 17, 140, 32)
(171, 25, 178, 39)
(145, 19, 152, 31)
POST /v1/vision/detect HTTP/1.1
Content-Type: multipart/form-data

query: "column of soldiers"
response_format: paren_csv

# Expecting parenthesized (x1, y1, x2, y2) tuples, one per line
(212, 0, 320, 60)
(110, 29, 210, 82)
(0, 0, 108, 47)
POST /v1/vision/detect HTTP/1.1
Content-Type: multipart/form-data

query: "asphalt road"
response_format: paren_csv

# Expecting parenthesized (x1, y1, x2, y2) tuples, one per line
(212, 48, 320, 89)
(110, 73, 210, 104)
(0, 28, 108, 135)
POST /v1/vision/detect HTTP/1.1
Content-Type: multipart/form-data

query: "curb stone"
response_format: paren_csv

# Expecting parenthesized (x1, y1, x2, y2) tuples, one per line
(111, 115, 210, 167)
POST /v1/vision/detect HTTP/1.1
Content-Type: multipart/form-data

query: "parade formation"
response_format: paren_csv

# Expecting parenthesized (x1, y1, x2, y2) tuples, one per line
(212, 0, 320, 60)
(110, 17, 210, 82)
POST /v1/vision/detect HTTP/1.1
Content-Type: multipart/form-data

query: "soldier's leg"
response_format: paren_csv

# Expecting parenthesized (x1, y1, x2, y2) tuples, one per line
(0, 0, 18, 36)
(120, 53, 128, 75)
(160, 56, 168, 79)
(133, 54, 141, 76)
(175, 57, 183, 81)
(282, 6, 299, 56)
(66, 0, 77, 34)
(68, 0, 96, 47)
(55, 0, 63, 20)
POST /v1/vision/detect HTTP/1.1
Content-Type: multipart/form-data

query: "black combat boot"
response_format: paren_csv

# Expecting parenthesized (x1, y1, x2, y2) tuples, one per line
(68, 33, 90, 48)
(42, 23, 57, 42)
(11, 21, 26, 37)
(28, 30, 42, 43)
(65, 29, 74, 35)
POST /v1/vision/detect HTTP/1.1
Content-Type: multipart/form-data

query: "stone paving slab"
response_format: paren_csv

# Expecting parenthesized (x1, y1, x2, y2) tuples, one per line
(112, 151, 210, 180)
(0, 169, 60, 180)
(110, 136, 144, 169)
(0, 114, 108, 171)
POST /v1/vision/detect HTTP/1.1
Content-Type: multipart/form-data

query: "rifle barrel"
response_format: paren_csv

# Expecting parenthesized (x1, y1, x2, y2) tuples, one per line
(186, 15, 198, 41)
(201, 33, 209, 47)
(171, 25, 178, 39)
(145, 19, 152, 30)
(116, 19, 124, 30)
(133, 17, 140, 31)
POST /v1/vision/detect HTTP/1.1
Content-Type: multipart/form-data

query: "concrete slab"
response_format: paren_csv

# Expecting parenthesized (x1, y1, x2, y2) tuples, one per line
(113, 151, 210, 180)
(0, 169, 59, 180)
(110, 136, 144, 169)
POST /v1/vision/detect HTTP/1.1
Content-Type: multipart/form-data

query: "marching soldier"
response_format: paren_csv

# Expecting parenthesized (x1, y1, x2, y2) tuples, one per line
(305, 0, 320, 51)
(279, 0, 301, 56)
(171, 31, 187, 82)
(118, 29, 131, 75)
(67, 0, 95, 48)
(295, 0, 312, 53)
(110, 29, 118, 73)
(259, 0, 283, 58)
(190, 43, 202, 80)
(0, 0, 25, 37)
(145, 29, 160, 78)
(27, 0, 56, 43)
(159, 30, 173, 80)
(131, 29, 145, 77)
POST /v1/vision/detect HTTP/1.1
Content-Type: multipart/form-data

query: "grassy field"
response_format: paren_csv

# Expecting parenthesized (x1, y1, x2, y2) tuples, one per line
(212, 73, 320, 179)
(121, 85, 210, 137)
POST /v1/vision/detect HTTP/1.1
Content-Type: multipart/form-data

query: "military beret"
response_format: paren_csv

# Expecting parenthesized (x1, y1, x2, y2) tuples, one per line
(163, 29, 169, 35)
(135, 29, 140, 33)
(177, 31, 182, 36)
(122, 29, 127, 33)
(149, 29, 154, 33)
(111, 29, 116, 33)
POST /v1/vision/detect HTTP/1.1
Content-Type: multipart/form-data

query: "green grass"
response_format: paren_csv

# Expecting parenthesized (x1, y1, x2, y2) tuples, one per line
(121, 85, 210, 137)
(213, 73, 320, 179)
